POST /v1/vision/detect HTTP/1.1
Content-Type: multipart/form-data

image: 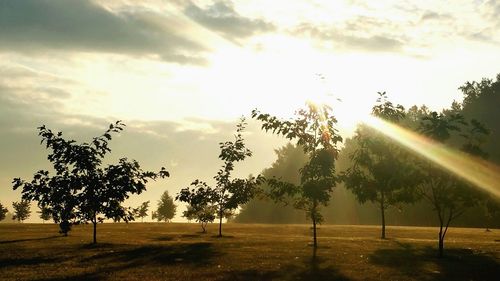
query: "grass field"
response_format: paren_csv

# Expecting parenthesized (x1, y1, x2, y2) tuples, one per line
(0, 223, 499, 281)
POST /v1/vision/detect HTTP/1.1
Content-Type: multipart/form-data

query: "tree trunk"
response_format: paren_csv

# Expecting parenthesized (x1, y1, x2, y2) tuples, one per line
(312, 199, 318, 249)
(380, 192, 386, 239)
(218, 207, 223, 237)
(438, 224, 444, 258)
(93, 212, 97, 244)
(312, 217, 317, 248)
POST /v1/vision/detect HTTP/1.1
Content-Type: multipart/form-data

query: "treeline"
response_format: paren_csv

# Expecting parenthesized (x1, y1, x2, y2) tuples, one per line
(236, 75, 500, 229)
(7, 73, 500, 258)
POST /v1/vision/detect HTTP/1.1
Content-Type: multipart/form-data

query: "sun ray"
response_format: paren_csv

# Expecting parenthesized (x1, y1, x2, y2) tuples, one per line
(363, 116, 500, 199)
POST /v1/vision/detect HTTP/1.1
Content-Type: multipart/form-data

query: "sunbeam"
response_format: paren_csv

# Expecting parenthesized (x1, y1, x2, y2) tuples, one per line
(363, 116, 500, 199)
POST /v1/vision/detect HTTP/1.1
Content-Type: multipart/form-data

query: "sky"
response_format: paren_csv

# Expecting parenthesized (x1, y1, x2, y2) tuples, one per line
(0, 0, 499, 222)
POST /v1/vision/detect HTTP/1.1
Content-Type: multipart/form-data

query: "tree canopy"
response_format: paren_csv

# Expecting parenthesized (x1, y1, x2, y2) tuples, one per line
(415, 110, 489, 257)
(343, 92, 417, 239)
(13, 121, 169, 243)
(134, 201, 150, 222)
(177, 118, 263, 237)
(252, 102, 342, 249)
(155, 191, 176, 222)
(12, 200, 31, 222)
(0, 203, 8, 221)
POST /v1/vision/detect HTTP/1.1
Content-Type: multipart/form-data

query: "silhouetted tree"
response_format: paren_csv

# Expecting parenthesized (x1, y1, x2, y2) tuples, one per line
(38, 206, 52, 223)
(416, 111, 488, 257)
(0, 203, 8, 221)
(155, 191, 176, 222)
(134, 201, 150, 222)
(13, 121, 169, 243)
(343, 93, 417, 239)
(183, 205, 217, 233)
(177, 118, 263, 237)
(12, 200, 31, 222)
(252, 103, 342, 248)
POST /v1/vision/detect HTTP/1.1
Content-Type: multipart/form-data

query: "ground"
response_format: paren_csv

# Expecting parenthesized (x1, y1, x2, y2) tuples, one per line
(0, 223, 498, 280)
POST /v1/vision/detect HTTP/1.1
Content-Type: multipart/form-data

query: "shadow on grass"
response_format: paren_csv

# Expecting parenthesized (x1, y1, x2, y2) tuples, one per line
(33, 242, 220, 280)
(0, 235, 61, 244)
(369, 242, 500, 281)
(35, 272, 101, 281)
(152, 235, 176, 241)
(0, 256, 61, 269)
(81, 242, 219, 267)
(222, 255, 350, 281)
(151, 233, 204, 242)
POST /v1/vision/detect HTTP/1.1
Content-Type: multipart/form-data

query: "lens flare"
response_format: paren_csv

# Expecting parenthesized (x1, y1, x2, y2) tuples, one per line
(363, 116, 500, 199)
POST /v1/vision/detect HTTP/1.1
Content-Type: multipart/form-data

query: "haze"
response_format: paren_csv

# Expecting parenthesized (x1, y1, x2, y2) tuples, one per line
(1, 0, 499, 222)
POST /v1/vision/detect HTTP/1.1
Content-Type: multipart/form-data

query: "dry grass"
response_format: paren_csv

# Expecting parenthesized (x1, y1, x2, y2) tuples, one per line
(0, 223, 498, 280)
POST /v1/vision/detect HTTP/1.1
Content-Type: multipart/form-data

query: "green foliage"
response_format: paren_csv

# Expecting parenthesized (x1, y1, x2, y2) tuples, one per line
(252, 103, 342, 248)
(0, 202, 8, 221)
(12, 121, 169, 243)
(236, 144, 308, 223)
(183, 205, 217, 232)
(12, 200, 31, 222)
(343, 92, 417, 238)
(134, 201, 150, 222)
(155, 191, 176, 222)
(38, 206, 52, 222)
(415, 109, 489, 257)
(177, 118, 263, 237)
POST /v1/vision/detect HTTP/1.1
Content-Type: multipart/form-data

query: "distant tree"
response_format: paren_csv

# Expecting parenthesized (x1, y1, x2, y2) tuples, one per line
(134, 201, 150, 222)
(416, 111, 488, 257)
(0, 203, 8, 221)
(12, 200, 31, 222)
(252, 103, 342, 249)
(235, 144, 309, 224)
(155, 191, 176, 222)
(177, 118, 263, 237)
(458, 74, 500, 164)
(151, 211, 157, 221)
(13, 121, 169, 243)
(183, 205, 217, 233)
(38, 206, 52, 223)
(343, 93, 417, 239)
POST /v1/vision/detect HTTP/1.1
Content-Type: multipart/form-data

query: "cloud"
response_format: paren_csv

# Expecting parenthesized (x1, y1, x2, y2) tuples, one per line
(184, 1, 275, 41)
(0, 0, 208, 64)
(420, 11, 454, 22)
(293, 22, 405, 53)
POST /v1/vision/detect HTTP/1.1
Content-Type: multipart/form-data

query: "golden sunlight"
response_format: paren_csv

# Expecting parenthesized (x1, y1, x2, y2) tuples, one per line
(364, 116, 500, 199)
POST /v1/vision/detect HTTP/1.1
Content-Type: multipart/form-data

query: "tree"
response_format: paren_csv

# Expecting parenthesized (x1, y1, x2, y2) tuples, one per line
(38, 206, 52, 223)
(252, 103, 342, 249)
(12, 200, 31, 222)
(183, 205, 217, 233)
(343, 92, 416, 239)
(416, 111, 488, 257)
(134, 201, 150, 222)
(0, 203, 8, 221)
(13, 121, 169, 243)
(177, 118, 263, 237)
(155, 191, 176, 222)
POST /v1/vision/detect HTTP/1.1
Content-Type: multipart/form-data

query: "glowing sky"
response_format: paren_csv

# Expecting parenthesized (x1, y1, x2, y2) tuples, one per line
(0, 0, 499, 221)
